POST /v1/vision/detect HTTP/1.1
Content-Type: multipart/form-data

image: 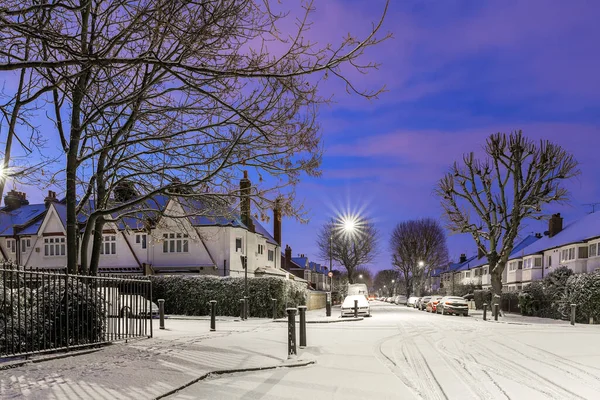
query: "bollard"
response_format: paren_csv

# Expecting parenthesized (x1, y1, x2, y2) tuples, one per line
(483, 303, 488, 321)
(210, 300, 217, 331)
(272, 298, 278, 320)
(570, 304, 576, 326)
(244, 296, 249, 320)
(494, 304, 499, 321)
(298, 306, 307, 348)
(354, 299, 359, 318)
(326, 292, 332, 317)
(158, 299, 165, 330)
(239, 299, 245, 320)
(286, 308, 297, 358)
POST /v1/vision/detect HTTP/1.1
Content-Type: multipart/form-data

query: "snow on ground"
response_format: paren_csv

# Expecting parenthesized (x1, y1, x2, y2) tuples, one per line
(168, 302, 600, 400)
(1, 302, 599, 399)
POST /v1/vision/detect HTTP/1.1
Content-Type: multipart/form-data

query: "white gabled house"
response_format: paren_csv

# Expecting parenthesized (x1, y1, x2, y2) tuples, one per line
(1, 176, 286, 279)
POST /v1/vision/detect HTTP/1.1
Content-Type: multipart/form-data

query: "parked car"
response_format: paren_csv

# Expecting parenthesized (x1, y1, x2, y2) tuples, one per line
(341, 295, 371, 317)
(394, 295, 407, 305)
(436, 296, 469, 316)
(407, 297, 420, 308)
(417, 296, 432, 311)
(426, 296, 444, 313)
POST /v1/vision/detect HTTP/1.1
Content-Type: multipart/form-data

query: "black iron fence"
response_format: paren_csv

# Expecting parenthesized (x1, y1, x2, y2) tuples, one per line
(1, 267, 153, 360)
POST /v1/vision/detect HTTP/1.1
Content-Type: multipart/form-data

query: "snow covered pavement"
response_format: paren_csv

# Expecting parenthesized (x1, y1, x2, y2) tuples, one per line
(168, 302, 600, 400)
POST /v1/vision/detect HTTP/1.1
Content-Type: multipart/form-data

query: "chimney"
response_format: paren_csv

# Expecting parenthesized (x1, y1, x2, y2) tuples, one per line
(478, 247, 485, 259)
(459, 253, 467, 263)
(284, 245, 292, 270)
(44, 190, 59, 208)
(548, 213, 563, 238)
(239, 171, 255, 233)
(4, 189, 27, 210)
(535, 232, 542, 239)
(273, 198, 282, 246)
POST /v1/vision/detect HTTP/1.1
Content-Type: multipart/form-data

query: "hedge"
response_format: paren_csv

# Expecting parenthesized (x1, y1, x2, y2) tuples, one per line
(561, 271, 600, 323)
(518, 267, 574, 320)
(0, 275, 106, 355)
(150, 275, 308, 318)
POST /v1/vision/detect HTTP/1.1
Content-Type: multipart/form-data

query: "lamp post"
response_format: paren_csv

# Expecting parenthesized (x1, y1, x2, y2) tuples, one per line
(391, 279, 395, 296)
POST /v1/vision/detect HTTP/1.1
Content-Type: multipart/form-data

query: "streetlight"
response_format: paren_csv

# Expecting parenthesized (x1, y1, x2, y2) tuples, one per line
(359, 274, 363, 279)
(391, 279, 395, 296)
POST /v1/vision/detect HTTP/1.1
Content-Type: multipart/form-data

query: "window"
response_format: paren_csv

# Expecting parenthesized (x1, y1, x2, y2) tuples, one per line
(235, 238, 242, 253)
(6, 239, 16, 253)
(465, 271, 471, 278)
(268, 249, 274, 261)
(569, 248, 575, 260)
(163, 233, 189, 253)
(534, 257, 542, 267)
(136, 234, 147, 249)
(523, 259, 531, 269)
(578, 246, 588, 259)
(483, 267, 488, 275)
(21, 238, 31, 252)
(44, 237, 65, 257)
(590, 243, 598, 257)
(257, 244, 264, 255)
(548, 256, 552, 267)
(561, 248, 575, 262)
(100, 235, 117, 255)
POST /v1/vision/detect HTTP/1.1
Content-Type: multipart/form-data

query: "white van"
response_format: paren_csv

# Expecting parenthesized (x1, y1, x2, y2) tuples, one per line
(347, 283, 369, 299)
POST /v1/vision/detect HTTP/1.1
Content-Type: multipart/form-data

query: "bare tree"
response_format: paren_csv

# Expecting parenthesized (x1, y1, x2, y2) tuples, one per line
(316, 217, 379, 284)
(436, 131, 579, 305)
(0, 0, 390, 274)
(374, 269, 399, 297)
(390, 218, 449, 297)
(354, 265, 374, 290)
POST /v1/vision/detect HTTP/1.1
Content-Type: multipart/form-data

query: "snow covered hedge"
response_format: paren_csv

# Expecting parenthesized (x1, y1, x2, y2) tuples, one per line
(1, 267, 106, 355)
(150, 275, 308, 318)
(519, 267, 573, 320)
(561, 271, 600, 323)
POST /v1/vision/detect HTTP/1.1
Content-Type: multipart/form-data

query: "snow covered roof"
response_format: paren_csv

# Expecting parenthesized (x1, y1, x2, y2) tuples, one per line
(0, 204, 47, 236)
(512, 211, 600, 259)
(457, 235, 541, 269)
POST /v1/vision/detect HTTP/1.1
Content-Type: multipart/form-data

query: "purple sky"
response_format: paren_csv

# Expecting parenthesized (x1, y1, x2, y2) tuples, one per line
(279, 0, 600, 272)
(4, 1, 599, 274)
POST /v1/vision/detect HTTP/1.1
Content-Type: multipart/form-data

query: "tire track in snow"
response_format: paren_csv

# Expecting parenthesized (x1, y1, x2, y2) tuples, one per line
(473, 341, 588, 400)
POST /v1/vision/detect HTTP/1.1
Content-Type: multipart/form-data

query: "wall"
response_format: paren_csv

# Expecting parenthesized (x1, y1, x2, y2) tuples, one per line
(306, 291, 327, 311)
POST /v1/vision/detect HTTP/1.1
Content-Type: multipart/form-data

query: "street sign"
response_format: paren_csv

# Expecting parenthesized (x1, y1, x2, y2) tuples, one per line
(328, 271, 333, 277)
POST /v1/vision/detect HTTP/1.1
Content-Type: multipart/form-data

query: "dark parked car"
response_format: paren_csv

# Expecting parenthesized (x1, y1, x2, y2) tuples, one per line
(417, 296, 432, 311)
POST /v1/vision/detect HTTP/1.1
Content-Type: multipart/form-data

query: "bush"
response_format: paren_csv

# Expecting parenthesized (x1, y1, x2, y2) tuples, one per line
(150, 276, 308, 318)
(500, 292, 520, 313)
(474, 289, 492, 310)
(0, 275, 106, 355)
(561, 271, 600, 323)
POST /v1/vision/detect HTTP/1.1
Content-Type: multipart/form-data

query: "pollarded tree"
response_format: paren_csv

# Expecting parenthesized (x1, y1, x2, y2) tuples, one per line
(316, 217, 379, 284)
(436, 131, 579, 306)
(390, 218, 449, 297)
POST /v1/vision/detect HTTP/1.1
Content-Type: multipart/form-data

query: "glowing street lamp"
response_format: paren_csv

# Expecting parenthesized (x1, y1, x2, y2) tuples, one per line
(418, 261, 425, 268)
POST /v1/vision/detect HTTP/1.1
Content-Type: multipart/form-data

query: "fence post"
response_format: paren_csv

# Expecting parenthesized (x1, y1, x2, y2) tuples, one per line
(326, 292, 331, 317)
(354, 299, 358, 318)
(483, 303, 487, 321)
(272, 298, 277, 320)
(298, 306, 307, 348)
(158, 299, 165, 329)
(570, 304, 576, 326)
(286, 308, 297, 358)
(65, 270, 69, 350)
(239, 298, 245, 320)
(494, 304, 499, 321)
(209, 300, 217, 331)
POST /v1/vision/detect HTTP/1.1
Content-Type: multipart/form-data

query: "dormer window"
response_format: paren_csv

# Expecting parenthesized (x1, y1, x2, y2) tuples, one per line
(44, 237, 65, 257)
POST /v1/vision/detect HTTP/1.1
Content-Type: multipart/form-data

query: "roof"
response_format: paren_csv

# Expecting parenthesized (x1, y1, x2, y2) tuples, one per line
(0, 204, 47, 236)
(291, 256, 308, 268)
(514, 212, 600, 259)
(250, 216, 278, 246)
(457, 234, 541, 269)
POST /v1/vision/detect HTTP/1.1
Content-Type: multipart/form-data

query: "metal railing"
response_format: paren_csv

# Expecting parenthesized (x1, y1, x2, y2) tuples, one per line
(1, 266, 153, 360)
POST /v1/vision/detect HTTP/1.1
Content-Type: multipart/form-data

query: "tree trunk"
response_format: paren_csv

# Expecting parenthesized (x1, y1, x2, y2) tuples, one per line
(89, 218, 105, 276)
(490, 267, 503, 310)
(79, 214, 97, 275)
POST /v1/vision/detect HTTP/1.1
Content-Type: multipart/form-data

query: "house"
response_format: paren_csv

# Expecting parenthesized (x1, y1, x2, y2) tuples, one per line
(503, 212, 600, 290)
(281, 245, 330, 290)
(438, 254, 477, 294)
(0, 173, 286, 278)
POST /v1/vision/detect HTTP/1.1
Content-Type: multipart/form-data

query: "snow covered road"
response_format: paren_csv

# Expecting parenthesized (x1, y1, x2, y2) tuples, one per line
(168, 302, 600, 400)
